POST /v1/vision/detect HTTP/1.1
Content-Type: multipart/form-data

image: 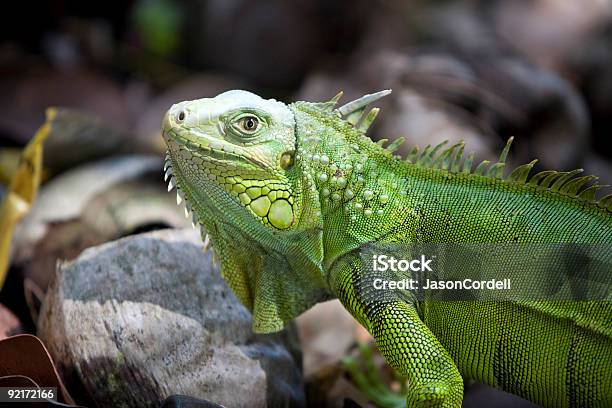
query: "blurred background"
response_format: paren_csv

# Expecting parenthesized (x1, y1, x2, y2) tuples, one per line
(1, 0, 612, 175)
(1, 1, 612, 407)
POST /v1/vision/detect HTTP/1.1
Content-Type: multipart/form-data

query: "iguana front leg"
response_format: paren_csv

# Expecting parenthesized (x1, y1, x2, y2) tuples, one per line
(330, 254, 464, 407)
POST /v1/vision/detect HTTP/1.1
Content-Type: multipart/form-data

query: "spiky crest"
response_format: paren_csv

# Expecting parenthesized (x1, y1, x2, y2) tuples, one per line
(321, 89, 392, 131)
(317, 91, 611, 212)
(312, 91, 344, 111)
(402, 138, 610, 211)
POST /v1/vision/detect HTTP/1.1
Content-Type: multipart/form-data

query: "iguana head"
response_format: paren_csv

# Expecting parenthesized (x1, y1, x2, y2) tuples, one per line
(162, 90, 300, 231)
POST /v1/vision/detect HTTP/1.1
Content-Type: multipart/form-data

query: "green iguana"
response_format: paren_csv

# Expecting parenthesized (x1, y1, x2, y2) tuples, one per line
(161, 90, 612, 407)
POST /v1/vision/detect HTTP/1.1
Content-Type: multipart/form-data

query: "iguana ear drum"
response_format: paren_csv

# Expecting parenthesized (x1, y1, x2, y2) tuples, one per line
(280, 152, 294, 170)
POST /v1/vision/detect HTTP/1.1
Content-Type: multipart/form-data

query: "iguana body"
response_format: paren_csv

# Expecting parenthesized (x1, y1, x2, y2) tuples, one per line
(162, 90, 612, 407)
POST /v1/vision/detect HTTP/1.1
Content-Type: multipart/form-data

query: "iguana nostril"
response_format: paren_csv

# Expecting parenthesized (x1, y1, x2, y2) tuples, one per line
(177, 111, 186, 122)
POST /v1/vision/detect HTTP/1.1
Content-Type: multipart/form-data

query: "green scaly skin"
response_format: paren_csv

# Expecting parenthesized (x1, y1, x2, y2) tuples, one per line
(162, 90, 612, 407)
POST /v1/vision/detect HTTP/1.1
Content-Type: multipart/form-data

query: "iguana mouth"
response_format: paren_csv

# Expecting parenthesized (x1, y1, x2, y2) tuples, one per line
(164, 128, 266, 168)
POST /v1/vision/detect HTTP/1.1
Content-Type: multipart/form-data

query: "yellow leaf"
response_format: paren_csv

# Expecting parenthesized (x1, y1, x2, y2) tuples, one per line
(0, 108, 55, 289)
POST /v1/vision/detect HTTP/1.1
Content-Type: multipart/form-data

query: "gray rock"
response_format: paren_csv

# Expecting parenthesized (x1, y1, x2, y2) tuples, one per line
(38, 228, 304, 408)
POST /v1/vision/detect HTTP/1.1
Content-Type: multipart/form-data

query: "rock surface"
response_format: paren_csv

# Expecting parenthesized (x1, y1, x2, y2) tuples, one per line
(38, 228, 304, 408)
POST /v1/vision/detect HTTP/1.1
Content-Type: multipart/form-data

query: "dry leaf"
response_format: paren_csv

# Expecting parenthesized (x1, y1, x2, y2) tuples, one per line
(0, 109, 54, 289)
(0, 334, 78, 405)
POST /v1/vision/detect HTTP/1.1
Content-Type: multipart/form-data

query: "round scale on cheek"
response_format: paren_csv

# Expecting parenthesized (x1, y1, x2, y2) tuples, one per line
(268, 199, 293, 229)
(232, 184, 246, 193)
(250, 196, 271, 217)
(246, 187, 262, 199)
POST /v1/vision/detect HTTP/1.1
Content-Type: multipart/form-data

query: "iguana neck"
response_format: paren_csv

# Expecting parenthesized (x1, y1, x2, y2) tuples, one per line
(291, 102, 402, 270)
(173, 157, 329, 305)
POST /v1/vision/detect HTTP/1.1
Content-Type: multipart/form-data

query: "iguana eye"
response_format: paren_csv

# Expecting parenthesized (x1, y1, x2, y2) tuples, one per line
(237, 115, 260, 134)
(226, 111, 267, 139)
